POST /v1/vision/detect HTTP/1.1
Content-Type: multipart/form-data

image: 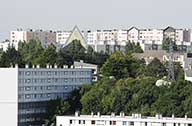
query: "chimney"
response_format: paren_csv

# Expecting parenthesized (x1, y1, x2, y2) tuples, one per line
(172, 114, 175, 119)
(120, 112, 125, 117)
(185, 114, 187, 119)
(156, 114, 162, 119)
(25, 64, 29, 68)
(75, 111, 80, 117)
(111, 112, 115, 117)
(91, 112, 94, 117)
(97, 112, 100, 117)
(14, 64, 18, 68)
(37, 65, 40, 68)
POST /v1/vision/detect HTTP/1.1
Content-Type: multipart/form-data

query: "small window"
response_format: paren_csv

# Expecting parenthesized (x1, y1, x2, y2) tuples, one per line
(122, 121, 126, 125)
(70, 120, 72, 124)
(91, 120, 95, 124)
(113, 121, 116, 125)
(130, 122, 134, 126)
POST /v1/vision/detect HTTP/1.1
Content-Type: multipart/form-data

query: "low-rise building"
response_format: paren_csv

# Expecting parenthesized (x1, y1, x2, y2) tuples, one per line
(74, 60, 98, 81)
(57, 112, 192, 126)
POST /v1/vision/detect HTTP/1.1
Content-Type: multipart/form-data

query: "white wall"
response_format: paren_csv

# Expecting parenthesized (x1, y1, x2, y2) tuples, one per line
(0, 68, 18, 126)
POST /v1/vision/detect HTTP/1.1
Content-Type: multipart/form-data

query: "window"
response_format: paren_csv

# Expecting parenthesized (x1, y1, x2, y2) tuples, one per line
(145, 122, 147, 126)
(26, 79, 31, 83)
(70, 120, 72, 124)
(26, 71, 30, 75)
(25, 87, 31, 91)
(91, 120, 95, 124)
(113, 121, 116, 125)
(130, 122, 134, 126)
(25, 94, 31, 99)
(122, 121, 127, 125)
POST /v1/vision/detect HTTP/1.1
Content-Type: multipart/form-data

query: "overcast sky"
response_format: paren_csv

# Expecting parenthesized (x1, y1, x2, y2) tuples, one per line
(0, 0, 192, 40)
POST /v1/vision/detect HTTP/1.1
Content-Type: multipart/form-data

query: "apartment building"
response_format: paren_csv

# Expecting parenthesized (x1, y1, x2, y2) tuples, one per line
(10, 29, 56, 49)
(0, 65, 93, 126)
(57, 112, 192, 126)
(139, 29, 163, 45)
(128, 27, 139, 43)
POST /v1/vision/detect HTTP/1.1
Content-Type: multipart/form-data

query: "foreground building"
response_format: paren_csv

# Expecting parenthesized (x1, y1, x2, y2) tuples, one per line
(0, 65, 93, 126)
(57, 112, 192, 126)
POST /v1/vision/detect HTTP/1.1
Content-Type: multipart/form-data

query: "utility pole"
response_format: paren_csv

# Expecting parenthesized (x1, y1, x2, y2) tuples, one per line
(168, 40, 175, 81)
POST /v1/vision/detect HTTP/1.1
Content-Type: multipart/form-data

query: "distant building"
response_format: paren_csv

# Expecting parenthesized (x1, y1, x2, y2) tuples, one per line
(57, 112, 192, 126)
(128, 27, 140, 43)
(139, 29, 163, 45)
(64, 26, 88, 49)
(0, 65, 93, 126)
(163, 26, 184, 44)
(183, 29, 191, 42)
(10, 29, 56, 49)
(133, 50, 185, 67)
(163, 26, 176, 41)
(56, 31, 71, 45)
(74, 60, 98, 81)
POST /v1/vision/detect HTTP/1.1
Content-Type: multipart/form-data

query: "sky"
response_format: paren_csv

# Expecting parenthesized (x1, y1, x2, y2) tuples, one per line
(0, 0, 192, 41)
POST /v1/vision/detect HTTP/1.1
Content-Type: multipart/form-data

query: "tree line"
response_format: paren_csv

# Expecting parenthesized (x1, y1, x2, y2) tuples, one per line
(0, 39, 109, 68)
(45, 51, 190, 126)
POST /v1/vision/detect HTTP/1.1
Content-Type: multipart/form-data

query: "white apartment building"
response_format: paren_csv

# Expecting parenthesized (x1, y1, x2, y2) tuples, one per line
(57, 113, 192, 126)
(128, 27, 140, 43)
(10, 29, 56, 49)
(175, 29, 184, 44)
(56, 31, 72, 45)
(0, 65, 93, 126)
(87, 30, 97, 45)
(10, 30, 27, 49)
(139, 29, 163, 45)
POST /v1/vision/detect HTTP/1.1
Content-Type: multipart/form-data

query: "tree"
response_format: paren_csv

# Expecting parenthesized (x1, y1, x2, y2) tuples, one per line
(37, 44, 57, 66)
(44, 99, 70, 126)
(0, 45, 21, 67)
(63, 40, 86, 61)
(101, 51, 128, 79)
(144, 58, 167, 78)
(125, 41, 143, 54)
(162, 38, 178, 52)
(101, 51, 143, 79)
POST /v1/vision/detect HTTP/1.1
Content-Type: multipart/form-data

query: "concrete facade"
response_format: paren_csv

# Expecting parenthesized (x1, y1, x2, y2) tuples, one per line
(57, 113, 192, 126)
(0, 66, 93, 126)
